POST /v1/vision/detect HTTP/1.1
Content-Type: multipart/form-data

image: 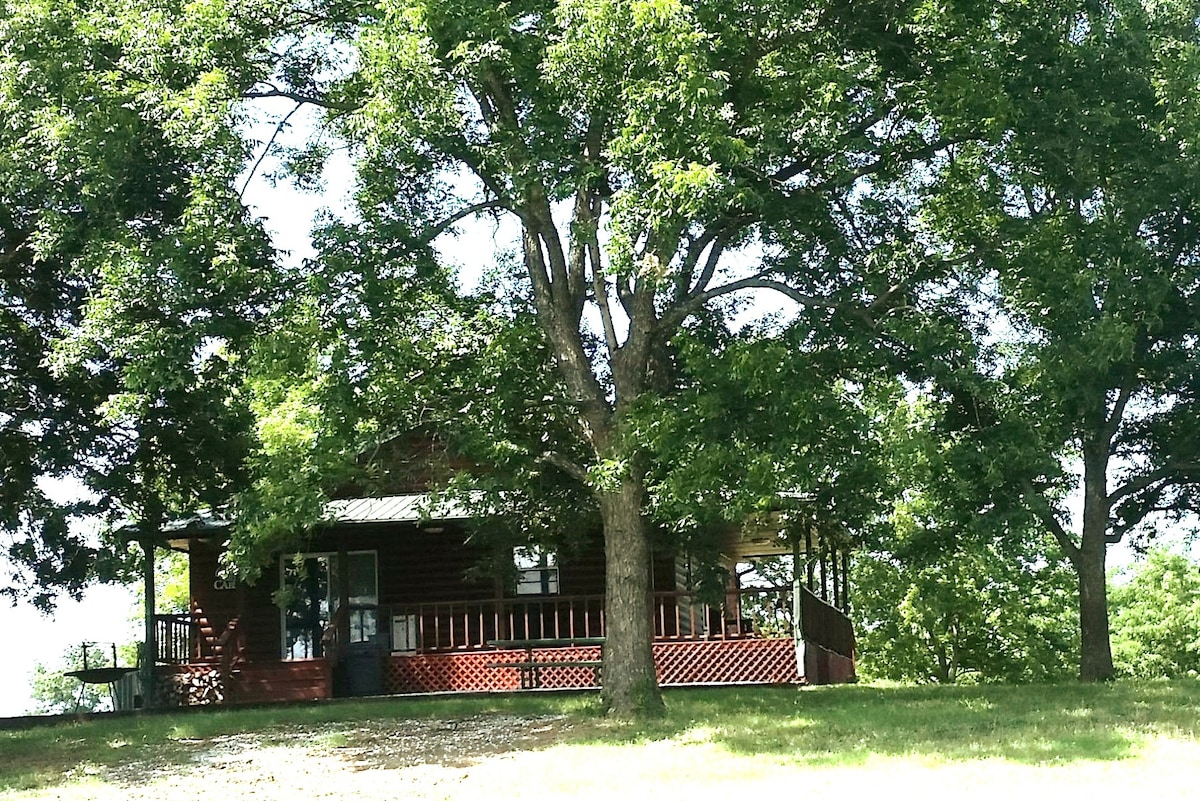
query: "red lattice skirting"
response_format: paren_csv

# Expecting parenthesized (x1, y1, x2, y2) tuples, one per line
(656, 639, 802, 686)
(384, 646, 601, 694)
(383, 639, 811, 694)
(164, 640, 850, 704)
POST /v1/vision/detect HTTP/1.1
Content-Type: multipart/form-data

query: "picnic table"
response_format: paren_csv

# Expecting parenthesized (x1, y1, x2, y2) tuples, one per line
(486, 637, 605, 689)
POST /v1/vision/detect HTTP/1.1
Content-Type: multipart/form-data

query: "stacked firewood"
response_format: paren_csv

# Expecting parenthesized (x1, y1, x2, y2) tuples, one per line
(159, 667, 226, 706)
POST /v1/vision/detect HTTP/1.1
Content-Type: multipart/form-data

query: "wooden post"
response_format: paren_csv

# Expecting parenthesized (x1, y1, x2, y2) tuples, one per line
(337, 549, 351, 656)
(819, 548, 828, 604)
(791, 538, 805, 680)
(804, 526, 815, 592)
(141, 538, 156, 709)
(831, 548, 840, 609)
(791, 539, 802, 639)
(841, 551, 851, 614)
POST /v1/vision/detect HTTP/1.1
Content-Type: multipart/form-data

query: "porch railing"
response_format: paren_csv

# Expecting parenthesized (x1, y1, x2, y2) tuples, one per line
(154, 614, 195, 664)
(798, 585, 855, 658)
(384, 587, 798, 653)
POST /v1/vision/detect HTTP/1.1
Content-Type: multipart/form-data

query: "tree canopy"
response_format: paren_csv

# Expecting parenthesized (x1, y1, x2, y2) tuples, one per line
(0, 0, 278, 607)
(6, 0, 1200, 713)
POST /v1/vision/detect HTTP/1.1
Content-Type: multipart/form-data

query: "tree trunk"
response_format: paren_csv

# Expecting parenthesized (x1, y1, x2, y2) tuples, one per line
(1076, 542, 1113, 681)
(598, 475, 664, 717)
(1077, 450, 1115, 681)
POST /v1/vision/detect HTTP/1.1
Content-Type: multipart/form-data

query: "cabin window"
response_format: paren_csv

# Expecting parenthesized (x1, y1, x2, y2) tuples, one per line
(279, 551, 378, 660)
(513, 546, 558, 595)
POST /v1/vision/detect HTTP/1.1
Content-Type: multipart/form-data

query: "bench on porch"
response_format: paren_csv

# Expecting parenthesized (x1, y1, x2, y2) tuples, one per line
(486, 637, 605, 689)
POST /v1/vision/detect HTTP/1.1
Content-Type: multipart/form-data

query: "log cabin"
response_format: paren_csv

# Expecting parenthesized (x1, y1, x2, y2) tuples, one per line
(138, 492, 855, 707)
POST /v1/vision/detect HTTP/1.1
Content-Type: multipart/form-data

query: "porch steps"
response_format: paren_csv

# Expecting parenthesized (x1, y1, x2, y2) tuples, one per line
(189, 603, 224, 663)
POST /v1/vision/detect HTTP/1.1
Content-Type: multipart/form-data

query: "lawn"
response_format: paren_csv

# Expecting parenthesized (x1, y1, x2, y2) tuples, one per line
(2, 681, 1199, 800)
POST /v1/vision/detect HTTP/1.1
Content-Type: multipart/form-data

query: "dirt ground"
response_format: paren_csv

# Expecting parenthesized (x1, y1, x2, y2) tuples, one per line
(38, 714, 581, 801)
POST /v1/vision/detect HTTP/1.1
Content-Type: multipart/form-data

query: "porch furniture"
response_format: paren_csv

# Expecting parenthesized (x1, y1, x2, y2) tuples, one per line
(487, 637, 605, 689)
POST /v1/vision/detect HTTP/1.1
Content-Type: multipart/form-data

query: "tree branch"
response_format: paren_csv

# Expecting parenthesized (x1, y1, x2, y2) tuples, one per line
(673, 230, 717, 301)
(420, 199, 512, 246)
(1021, 479, 1080, 562)
(380, 200, 518, 265)
(1107, 462, 1195, 506)
(1100, 381, 1135, 445)
(591, 254, 622, 358)
(689, 275, 849, 312)
(685, 232, 729, 300)
(238, 102, 304, 200)
(807, 135, 967, 195)
(242, 85, 360, 112)
(537, 451, 590, 484)
(769, 106, 895, 186)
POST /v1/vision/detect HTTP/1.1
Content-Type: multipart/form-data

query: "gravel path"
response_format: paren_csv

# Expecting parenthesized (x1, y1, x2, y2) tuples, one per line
(36, 714, 577, 801)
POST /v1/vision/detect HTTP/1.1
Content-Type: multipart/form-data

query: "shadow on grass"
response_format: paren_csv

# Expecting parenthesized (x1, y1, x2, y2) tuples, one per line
(0, 692, 602, 792)
(3, 681, 1199, 791)
(586, 680, 1200, 767)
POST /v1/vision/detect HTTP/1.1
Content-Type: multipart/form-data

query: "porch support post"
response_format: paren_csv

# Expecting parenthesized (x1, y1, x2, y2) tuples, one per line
(336, 548, 351, 658)
(831, 549, 840, 609)
(791, 538, 805, 681)
(819, 547, 828, 603)
(804, 526, 815, 592)
(840, 551, 850, 614)
(141, 537, 156, 710)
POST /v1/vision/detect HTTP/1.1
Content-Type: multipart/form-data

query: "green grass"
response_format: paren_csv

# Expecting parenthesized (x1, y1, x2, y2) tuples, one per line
(615, 681, 1200, 764)
(2, 682, 1199, 797)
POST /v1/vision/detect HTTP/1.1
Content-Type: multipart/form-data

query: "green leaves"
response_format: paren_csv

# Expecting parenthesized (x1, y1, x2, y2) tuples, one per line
(1110, 550, 1200, 679)
(1, 0, 278, 603)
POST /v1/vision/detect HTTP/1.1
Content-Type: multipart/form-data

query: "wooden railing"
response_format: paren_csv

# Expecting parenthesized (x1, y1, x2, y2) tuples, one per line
(385, 588, 800, 653)
(160, 588, 852, 663)
(655, 587, 798, 640)
(385, 595, 604, 652)
(154, 614, 195, 664)
(798, 585, 855, 658)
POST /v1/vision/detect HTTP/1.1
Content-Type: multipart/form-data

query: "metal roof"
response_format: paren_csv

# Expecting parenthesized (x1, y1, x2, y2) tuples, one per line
(324, 493, 473, 524)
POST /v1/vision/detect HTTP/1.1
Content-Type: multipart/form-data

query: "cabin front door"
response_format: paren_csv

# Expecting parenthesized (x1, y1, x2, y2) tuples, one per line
(280, 551, 379, 660)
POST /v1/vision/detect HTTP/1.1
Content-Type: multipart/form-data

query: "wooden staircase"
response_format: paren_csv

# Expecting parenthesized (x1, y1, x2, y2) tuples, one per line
(188, 602, 330, 703)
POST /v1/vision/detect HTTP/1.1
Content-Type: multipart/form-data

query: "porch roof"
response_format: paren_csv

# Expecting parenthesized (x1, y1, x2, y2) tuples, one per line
(325, 493, 473, 524)
(145, 493, 474, 549)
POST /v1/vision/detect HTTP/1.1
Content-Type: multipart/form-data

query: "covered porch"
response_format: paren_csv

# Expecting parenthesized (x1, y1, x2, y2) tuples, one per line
(152, 583, 853, 703)
(146, 493, 855, 705)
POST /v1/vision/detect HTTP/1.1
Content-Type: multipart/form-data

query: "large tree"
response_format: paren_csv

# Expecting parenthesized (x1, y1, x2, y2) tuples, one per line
(0, 0, 277, 618)
(923, 1, 1200, 680)
(201, 0, 1015, 716)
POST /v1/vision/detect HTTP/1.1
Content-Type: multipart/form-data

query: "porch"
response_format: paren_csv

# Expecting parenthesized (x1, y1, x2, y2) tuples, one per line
(151, 584, 853, 704)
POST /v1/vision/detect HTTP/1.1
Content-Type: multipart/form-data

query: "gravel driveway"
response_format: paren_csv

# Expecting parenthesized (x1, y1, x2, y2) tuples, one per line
(30, 714, 577, 801)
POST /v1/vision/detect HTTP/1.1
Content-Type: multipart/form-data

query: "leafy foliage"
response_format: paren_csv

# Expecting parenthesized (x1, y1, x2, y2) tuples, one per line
(855, 535, 1078, 684)
(0, 0, 279, 605)
(853, 400, 1078, 683)
(1110, 550, 1200, 679)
